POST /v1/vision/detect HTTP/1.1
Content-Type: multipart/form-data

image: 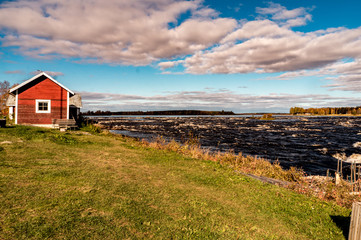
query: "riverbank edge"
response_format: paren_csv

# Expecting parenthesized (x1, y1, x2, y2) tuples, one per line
(95, 123, 360, 209)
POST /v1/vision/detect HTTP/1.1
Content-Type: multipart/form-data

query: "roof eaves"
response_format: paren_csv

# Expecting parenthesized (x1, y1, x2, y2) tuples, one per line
(9, 72, 74, 95)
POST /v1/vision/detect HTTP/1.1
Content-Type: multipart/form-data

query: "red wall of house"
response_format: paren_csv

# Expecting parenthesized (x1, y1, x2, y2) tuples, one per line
(17, 78, 68, 124)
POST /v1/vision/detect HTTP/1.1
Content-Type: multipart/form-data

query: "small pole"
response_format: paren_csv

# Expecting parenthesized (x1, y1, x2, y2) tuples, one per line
(354, 163, 356, 191)
(349, 202, 361, 240)
(355, 164, 357, 191)
(340, 160, 343, 178)
(351, 164, 353, 191)
(352, 164, 354, 192)
(336, 172, 341, 185)
(357, 165, 360, 192)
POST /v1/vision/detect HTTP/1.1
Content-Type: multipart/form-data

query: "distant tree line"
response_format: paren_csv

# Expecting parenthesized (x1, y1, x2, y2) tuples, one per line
(82, 110, 235, 116)
(290, 107, 361, 115)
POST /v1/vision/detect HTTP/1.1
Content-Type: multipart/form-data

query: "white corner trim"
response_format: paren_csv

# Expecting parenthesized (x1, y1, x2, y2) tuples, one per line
(35, 99, 51, 113)
(9, 107, 13, 120)
(67, 92, 69, 119)
(15, 90, 18, 124)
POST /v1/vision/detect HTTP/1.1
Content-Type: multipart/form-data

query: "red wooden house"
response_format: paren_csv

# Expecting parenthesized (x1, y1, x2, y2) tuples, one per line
(6, 72, 82, 127)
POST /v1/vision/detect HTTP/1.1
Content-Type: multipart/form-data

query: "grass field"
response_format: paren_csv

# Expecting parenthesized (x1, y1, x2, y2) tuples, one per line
(0, 126, 351, 239)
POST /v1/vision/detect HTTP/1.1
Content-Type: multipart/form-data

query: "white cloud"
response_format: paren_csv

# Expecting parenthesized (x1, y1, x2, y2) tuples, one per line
(158, 59, 184, 69)
(160, 4, 361, 75)
(274, 58, 361, 92)
(2, 0, 361, 95)
(0, 0, 237, 65)
(164, 23, 361, 75)
(319, 60, 361, 92)
(31, 70, 64, 76)
(80, 90, 361, 112)
(4, 70, 24, 74)
(221, 20, 295, 43)
(256, 2, 312, 27)
(192, 6, 219, 18)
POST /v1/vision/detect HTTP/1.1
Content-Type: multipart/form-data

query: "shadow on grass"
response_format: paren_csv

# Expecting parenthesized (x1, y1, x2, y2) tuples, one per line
(331, 215, 350, 239)
(0, 125, 15, 128)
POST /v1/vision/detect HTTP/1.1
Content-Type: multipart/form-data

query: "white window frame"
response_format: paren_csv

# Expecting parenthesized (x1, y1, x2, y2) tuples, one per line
(36, 99, 51, 113)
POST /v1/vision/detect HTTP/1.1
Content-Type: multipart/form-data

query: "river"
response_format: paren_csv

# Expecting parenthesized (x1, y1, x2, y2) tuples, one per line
(89, 115, 361, 176)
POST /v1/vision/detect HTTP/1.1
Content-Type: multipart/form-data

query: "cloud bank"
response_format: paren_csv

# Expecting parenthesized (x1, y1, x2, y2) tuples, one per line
(0, 0, 236, 65)
(176, 25, 361, 74)
(1, 0, 361, 92)
(80, 90, 361, 113)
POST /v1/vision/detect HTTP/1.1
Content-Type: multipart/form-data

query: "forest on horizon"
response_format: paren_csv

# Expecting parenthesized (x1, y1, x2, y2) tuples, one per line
(82, 110, 236, 116)
(290, 106, 361, 115)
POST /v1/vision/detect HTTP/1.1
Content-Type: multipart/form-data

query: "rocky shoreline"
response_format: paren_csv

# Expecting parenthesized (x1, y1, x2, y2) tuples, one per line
(92, 116, 361, 176)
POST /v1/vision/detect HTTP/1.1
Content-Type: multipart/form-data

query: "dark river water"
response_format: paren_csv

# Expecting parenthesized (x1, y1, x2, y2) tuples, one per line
(91, 116, 361, 176)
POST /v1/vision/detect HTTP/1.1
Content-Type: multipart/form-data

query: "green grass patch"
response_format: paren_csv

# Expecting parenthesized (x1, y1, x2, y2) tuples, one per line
(0, 126, 351, 239)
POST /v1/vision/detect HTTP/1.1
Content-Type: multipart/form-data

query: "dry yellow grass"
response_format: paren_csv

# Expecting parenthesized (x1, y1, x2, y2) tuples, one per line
(141, 135, 361, 208)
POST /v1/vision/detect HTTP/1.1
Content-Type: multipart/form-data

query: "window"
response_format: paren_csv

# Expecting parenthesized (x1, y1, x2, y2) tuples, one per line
(36, 100, 51, 113)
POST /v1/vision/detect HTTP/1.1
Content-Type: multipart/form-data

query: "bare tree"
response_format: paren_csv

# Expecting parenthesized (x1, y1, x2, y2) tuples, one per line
(0, 80, 10, 117)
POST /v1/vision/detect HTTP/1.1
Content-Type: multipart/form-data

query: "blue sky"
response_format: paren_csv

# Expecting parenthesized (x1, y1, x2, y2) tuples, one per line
(1, 0, 361, 113)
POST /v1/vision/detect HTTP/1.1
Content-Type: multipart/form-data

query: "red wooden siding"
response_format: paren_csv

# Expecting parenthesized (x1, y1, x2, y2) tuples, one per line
(17, 77, 68, 124)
